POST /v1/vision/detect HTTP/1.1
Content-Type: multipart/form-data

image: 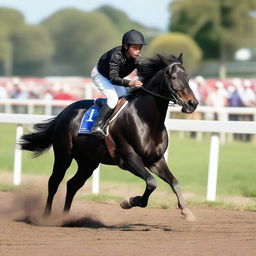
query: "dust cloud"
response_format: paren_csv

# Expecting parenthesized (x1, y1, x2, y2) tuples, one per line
(0, 188, 106, 228)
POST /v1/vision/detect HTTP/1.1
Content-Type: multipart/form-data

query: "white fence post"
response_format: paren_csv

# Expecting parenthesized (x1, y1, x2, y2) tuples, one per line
(207, 134, 220, 201)
(13, 125, 23, 185)
(92, 166, 100, 194)
(45, 102, 52, 115)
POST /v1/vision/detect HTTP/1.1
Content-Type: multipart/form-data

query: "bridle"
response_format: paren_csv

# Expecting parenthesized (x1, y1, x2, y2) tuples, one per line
(141, 62, 184, 106)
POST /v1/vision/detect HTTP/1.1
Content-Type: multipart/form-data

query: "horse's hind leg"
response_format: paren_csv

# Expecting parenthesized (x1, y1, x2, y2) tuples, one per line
(148, 157, 195, 221)
(44, 152, 72, 216)
(63, 159, 99, 212)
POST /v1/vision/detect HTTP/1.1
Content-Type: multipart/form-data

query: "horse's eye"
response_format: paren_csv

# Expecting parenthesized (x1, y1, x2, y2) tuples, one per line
(171, 76, 177, 80)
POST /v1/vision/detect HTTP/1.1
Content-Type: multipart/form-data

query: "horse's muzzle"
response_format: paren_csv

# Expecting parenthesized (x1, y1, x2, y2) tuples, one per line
(181, 99, 199, 114)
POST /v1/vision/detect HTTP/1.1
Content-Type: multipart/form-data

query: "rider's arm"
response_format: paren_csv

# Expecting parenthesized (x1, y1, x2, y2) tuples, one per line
(109, 54, 143, 88)
(109, 53, 130, 87)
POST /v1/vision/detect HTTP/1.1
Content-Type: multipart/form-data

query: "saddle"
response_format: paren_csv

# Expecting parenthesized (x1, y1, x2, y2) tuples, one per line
(79, 97, 128, 160)
(95, 97, 127, 127)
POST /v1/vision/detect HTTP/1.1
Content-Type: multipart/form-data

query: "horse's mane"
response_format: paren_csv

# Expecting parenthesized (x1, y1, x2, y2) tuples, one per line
(136, 54, 181, 82)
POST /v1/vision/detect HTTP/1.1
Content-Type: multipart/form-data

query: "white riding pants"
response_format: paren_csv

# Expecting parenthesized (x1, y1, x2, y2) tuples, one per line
(91, 66, 135, 109)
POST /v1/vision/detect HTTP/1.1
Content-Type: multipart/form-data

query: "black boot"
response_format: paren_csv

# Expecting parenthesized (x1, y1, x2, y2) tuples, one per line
(91, 104, 113, 138)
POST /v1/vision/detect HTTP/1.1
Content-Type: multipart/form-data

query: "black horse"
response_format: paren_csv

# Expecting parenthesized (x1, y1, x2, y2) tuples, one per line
(20, 54, 198, 221)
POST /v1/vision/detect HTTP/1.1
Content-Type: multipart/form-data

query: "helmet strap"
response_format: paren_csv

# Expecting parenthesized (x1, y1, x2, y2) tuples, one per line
(123, 43, 129, 50)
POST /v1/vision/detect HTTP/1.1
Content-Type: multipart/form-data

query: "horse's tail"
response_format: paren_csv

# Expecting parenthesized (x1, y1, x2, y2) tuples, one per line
(20, 116, 59, 157)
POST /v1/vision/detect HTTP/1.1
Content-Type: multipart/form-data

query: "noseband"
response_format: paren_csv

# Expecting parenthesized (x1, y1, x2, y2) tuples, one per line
(141, 62, 184, 106)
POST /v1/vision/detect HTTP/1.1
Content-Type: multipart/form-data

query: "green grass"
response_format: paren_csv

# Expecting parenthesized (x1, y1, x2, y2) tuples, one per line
(167, 134, 256, 197)
(1, 124, 256, 200)
(0, 184, 19, 191)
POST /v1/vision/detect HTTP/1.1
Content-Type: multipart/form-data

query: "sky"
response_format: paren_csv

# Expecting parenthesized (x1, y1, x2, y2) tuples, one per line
(0, 0, 172, 31)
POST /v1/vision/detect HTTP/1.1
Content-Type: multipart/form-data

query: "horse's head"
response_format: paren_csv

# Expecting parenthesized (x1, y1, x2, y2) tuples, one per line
(137, 54, 199, 114)
(161, 54, 198, 113)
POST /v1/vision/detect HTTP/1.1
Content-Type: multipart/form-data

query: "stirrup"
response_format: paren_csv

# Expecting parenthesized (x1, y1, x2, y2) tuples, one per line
(91, 127, 106, 139)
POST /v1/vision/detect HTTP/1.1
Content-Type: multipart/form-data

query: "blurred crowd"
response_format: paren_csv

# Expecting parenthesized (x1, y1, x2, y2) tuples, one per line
(0, 77, 95, 101)
(0, 76, 256, 107)
(190, 76, 256, 107)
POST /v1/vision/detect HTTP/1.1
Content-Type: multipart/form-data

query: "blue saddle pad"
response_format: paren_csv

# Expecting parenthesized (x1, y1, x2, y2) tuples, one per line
(79, 104, 100, 134)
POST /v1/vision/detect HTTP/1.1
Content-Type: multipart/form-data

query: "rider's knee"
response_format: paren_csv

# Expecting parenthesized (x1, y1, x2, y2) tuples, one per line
(107, 95, 118, 109)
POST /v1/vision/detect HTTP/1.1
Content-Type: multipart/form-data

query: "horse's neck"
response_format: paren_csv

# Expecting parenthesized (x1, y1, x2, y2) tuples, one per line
(135, 73, 169, 128)
(143, 70, 164, 92)
(144, 70, 169, 114)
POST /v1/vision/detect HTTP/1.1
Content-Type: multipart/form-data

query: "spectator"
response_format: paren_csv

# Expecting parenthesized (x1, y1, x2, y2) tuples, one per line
(10, 79, 29, 100)
(0, 85, 8, 99)
(229, 79, 254, 141)
(53, 88, 77, 100)
(205, 81, 228, 120)
(242, 79, 256, 107)
(10, 79, 29, 113)
(42, 89, 54, 100)
(0, 84, 8, 112)
(189, 79, 201, 105)
(52, 88, 77, 115)
(206, 81, 228, 108)
(228, 85, 244, 107)
(194, 76, 208, 105)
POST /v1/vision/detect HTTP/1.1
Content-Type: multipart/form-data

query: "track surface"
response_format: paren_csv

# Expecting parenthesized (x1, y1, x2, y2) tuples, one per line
(0, 191, 256, 256)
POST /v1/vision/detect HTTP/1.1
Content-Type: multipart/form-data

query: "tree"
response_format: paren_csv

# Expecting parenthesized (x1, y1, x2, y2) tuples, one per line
(169, 0, 256, 77)
(146, 33, 202, 72)
(12, 25, 54, 76)
(0, 8, 24, 31)
(41, 8, 120, 76)
(0, 23, 12, 75)
(97, 5, 145, 33)
(0, 8, 25, 75)
(0, 8, 54, 76)
(97, 5, 162, 44)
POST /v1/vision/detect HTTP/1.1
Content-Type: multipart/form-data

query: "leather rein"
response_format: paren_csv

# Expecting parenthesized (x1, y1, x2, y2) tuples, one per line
(140, 62, 184, 106)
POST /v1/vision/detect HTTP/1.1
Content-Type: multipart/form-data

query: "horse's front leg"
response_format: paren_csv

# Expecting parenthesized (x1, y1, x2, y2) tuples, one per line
(148, 157, 195, 221)
(120, 153, 157, 209)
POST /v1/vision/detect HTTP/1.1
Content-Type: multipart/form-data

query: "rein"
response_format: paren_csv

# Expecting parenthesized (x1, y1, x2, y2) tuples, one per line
(140, 62, 183, 106)
(141, 86, 172, 101)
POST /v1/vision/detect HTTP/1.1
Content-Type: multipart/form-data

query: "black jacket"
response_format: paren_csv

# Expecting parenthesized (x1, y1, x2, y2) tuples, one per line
(97, 46, 136, 87)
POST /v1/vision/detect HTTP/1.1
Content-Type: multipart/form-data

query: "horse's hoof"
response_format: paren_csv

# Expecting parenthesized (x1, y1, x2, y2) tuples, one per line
(120, 198, 133, 209)
(181, 208, 196, 222)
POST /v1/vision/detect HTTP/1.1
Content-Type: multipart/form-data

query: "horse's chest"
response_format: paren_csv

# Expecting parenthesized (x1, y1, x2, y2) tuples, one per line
(141, 139, 165, 161)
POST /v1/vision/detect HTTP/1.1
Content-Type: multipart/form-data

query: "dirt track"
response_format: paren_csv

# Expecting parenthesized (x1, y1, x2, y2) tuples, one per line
(0, 190, 256, 256)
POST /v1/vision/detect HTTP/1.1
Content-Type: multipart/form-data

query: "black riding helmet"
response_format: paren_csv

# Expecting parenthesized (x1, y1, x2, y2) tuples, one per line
(122, 29, 147, 46)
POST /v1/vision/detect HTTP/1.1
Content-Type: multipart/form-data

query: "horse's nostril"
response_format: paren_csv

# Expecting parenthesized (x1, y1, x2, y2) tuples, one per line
(188, 99, 198, 107)
(188, 100, 194, 106)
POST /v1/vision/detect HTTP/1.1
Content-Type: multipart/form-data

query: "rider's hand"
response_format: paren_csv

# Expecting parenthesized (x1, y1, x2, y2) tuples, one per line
(129, 80, 143, 88)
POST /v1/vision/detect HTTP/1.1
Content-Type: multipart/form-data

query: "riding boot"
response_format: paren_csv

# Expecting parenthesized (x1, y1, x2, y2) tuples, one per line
(91, 104, 113, 138)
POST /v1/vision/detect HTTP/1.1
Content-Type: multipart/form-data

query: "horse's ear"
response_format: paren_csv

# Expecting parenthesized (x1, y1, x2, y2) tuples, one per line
(178, 53, 183, 64)
(157, 54, 169, 66)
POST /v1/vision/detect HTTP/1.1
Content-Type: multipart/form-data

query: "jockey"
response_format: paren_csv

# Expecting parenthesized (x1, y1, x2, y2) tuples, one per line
(90, 29, 147, 138)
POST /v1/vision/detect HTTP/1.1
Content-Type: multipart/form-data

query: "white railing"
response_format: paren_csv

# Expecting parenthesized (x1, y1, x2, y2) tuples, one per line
(0, 99, 73, 115)
(1, 99, 256, 120)
(1, 113, 256, 201)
